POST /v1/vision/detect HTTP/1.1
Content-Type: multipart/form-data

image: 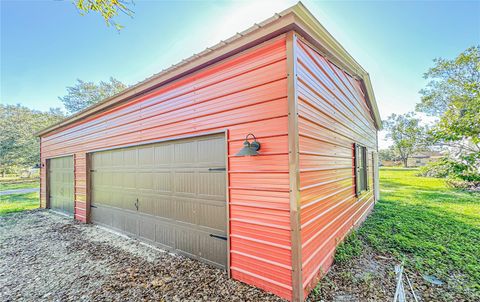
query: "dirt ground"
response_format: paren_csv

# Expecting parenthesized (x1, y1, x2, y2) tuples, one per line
(306, 243, 477, 302)
(2, 210, 469, 302)
(306, 245, 403, 302)
(0, 210, 284, 302)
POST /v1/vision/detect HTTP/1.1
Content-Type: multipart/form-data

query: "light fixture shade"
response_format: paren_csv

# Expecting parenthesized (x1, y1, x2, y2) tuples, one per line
(235, 134, 261, 156)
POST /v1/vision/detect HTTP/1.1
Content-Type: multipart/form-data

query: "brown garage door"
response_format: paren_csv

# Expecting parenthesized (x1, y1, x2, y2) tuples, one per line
(48, 156, 74, 215)
(90, 133, 227, 268)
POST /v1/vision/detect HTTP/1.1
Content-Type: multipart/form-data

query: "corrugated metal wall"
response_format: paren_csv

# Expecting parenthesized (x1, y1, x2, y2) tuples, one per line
(40, 36, 293, 300)
(74, 153, 87, 221)
(294, 39, 377, 295)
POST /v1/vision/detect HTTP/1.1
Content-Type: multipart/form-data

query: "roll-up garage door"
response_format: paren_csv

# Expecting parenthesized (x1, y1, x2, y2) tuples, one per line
(90, 133, 227, 268)
(48, 156, 74, 215)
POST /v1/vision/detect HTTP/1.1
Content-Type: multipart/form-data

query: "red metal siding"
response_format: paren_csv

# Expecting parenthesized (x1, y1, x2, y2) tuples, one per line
(40, 36, 293, 300)
(295, 39, 377, 295)
(74, 153, 87, 222)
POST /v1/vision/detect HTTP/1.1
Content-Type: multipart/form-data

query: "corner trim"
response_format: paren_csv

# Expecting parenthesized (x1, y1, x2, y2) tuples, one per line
(287, 31, 303, 302)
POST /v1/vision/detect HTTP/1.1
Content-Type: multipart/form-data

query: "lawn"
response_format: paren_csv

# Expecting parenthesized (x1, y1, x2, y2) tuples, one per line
(0, 177, 39, 191)
(0, 192, 39, 215)
(311, 168, 480, 301)
(0, 178, 39, 215)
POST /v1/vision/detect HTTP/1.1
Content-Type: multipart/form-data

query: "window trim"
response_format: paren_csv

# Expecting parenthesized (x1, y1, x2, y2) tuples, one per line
(354, 143, 369, 197)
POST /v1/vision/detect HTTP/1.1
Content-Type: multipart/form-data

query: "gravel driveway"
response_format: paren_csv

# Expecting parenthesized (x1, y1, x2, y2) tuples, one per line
(0, 210, 284, 302)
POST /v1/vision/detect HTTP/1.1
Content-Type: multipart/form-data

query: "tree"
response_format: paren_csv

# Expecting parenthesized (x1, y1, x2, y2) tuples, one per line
(416, 46, 480, 177)
(0, 105, 65, 176)
(73, 0, 134, 30)
(383, 113, 427, 168)
(59, 77, 127, 114)
(379, 147, 398, 162)
(416, 45, 480, 150)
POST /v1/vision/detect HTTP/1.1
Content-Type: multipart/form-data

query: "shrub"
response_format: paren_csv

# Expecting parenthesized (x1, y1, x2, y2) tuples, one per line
(417, 158, 453, 178)
(446, 179, 480, 191)
(418, 157, 480, 182)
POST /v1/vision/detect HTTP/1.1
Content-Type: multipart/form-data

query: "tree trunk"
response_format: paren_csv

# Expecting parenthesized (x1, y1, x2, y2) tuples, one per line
(403, 158, 408, 168)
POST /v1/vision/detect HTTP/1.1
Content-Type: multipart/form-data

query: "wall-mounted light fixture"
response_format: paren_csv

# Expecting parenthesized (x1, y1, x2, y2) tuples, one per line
(235, 133, 261, 156)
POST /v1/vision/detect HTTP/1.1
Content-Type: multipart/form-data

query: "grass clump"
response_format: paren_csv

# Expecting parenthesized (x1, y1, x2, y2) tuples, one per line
(334, 231, 363, 263)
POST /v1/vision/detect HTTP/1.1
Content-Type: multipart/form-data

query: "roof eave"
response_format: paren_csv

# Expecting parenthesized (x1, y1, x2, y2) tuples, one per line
(37, 2, 382, 137)
(36, 12, 298, 137)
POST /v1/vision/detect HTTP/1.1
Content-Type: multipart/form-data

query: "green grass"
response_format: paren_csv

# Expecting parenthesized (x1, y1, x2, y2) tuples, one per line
(0, 178, 39, 191)
(0, 177, 40, 215)
(0, 192, 39, 215)
(336, 167, 480, 297)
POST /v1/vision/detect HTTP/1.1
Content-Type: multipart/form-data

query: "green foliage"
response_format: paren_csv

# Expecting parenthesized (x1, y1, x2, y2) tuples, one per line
(417, 158, 452, 178)
(383, 112, 427, 167)
(415, 46, 480, 192)
(59, 77, 127, 114)
(419, 156, 480, 182)
(0, 166, 18, 176)
(378, 147, 397, 162)
(73, 0, 134, 30)
(334, 231, 363, 263)
(417, 46, 479, 116)
(0, 105, 65, 175)
(417, 45, 480, 154)
(360, 168, 480, 297)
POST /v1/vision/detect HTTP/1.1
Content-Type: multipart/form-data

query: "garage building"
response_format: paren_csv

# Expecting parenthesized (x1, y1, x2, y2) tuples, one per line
(37, 3, 381, 301)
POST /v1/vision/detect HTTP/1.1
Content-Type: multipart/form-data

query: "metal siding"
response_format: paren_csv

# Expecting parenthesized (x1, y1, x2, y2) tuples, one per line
(295, 39, 377, 296)
(40, 36, 292, 300)
(74, 153, 87, 222)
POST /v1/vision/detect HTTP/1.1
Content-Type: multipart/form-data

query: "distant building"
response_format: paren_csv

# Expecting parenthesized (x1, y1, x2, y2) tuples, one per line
(407, 151, 443, 167)
(380, 160, 401, 167)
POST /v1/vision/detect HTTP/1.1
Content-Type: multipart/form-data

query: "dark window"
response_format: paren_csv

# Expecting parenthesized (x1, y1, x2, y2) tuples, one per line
(354, 143, 368, 196)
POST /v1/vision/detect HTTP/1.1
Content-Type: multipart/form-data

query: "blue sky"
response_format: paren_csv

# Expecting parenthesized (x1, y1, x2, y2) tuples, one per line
(1, 0, 479, 148)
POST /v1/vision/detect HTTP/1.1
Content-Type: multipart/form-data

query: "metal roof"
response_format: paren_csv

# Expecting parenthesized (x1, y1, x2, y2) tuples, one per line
(37, 2, 382, 136)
